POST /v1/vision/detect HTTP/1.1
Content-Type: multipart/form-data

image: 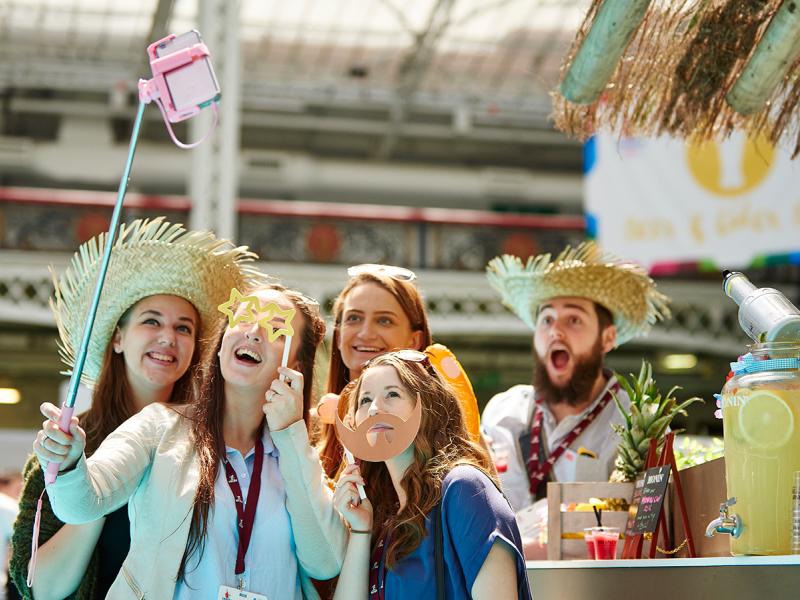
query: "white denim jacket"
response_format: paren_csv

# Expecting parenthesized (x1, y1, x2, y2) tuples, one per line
(47, 403, 345, 600)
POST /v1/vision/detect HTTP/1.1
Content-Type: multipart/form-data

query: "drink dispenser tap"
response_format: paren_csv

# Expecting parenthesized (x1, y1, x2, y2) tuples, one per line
(706, 497, 743, 539)
(723, 270, 800, 343)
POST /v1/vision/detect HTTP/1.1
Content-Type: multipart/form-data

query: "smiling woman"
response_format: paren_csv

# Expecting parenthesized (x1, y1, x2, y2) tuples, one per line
(332, 352, 531, 600)
(316, 265, 432, 479)
(34, 281, 346, 600)
(9, 217, 262, 600)
(111, 296, 198, 399)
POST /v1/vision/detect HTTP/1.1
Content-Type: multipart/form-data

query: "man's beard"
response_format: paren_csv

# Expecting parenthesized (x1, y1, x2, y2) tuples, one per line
(335, 398, 422, 462)
(533, 336, 604, 407)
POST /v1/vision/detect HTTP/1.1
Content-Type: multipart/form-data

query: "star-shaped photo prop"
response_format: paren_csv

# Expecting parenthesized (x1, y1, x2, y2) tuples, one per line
(218, 287, 297, 369)
(258, 304, 296, 343)
(217, 288, 262, 328)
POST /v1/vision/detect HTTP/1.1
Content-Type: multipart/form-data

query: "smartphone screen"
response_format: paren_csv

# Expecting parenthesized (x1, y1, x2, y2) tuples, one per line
(155, 30, 220, 113)
(155, 30, 201, 58)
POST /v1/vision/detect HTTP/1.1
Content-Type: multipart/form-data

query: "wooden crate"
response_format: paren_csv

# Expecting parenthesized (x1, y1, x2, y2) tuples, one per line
(671, 457, 729, 557)
(546, 481, 634, 560)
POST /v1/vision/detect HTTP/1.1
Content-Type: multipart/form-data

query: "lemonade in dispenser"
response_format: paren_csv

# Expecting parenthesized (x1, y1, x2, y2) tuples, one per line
(709, 271, 800, 554)
(719, 345, 800, 554)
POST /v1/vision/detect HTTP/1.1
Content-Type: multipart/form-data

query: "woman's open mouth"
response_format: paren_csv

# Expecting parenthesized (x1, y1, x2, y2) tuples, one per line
(235, 347, 262, 364)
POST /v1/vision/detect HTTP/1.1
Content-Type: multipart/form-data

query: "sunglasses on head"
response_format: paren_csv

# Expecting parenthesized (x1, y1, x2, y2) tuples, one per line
(363, 348, 433, 371)
(347, 263, 417, 282)
(293, 291, 321, 314)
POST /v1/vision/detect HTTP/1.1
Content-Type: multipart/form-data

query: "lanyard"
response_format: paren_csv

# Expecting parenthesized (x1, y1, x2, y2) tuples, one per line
(222, 433, 265, 580)
(527, 382, 618, 497)
(368, 532, 389, 600)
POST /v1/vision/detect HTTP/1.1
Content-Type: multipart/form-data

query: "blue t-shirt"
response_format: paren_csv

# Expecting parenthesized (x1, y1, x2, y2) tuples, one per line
(380, 465, 531, 600)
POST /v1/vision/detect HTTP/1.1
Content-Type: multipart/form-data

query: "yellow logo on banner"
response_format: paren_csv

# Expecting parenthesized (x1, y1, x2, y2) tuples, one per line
(686, 134, 775, 197)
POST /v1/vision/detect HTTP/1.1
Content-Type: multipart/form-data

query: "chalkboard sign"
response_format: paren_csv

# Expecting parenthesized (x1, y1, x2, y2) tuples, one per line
(626, 465, 671, 536)
(625, 474, 646, 535)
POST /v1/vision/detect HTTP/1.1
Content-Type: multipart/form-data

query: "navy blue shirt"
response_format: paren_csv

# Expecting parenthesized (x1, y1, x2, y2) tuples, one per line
(381, 465, 531, 600)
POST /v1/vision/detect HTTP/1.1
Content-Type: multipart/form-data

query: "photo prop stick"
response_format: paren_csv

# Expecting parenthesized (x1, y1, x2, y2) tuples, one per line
(217, 288, 297, 373)
(31, 30, 221, 589)
(335, 394, 422, 463)
(343, 448, 367, 501)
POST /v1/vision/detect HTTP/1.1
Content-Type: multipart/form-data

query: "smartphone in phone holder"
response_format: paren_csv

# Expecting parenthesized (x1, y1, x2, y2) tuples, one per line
(138, 30, 221, 148)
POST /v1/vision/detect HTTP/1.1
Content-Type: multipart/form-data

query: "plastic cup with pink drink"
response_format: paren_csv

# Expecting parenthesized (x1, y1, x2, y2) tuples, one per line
(583, 527, 597, 559)
(589, 526, 619, 559)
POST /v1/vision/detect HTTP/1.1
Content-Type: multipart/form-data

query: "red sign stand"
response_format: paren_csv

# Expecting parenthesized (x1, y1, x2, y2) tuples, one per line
(622, 433, 696, 559)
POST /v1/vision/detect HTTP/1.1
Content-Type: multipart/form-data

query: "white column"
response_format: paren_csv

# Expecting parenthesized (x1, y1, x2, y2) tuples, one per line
(188, 0, 241, 240)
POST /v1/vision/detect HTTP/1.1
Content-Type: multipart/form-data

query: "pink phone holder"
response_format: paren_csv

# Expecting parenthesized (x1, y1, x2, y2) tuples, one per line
(138, 33, 218, 123)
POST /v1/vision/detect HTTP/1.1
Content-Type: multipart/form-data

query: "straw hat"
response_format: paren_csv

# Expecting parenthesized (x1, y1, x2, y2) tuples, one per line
(486, 241, 670, 345)
(51, 217, 267, 386)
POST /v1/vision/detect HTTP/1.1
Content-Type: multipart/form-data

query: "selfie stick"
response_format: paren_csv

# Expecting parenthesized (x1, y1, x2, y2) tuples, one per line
(44, 34, 219, 485)
(43, 99, 146, 485)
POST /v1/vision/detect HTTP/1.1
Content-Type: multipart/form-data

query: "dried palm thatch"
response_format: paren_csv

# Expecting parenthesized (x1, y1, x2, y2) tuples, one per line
(553, 0, 800, 157)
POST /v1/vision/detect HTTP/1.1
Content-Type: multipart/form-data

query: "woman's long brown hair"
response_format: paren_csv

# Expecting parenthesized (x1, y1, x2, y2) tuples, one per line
(178, 284, 326, 580)
(81, 302, 199, 455)
(317, 271, 432, 477)
(344, 353, 496, 567)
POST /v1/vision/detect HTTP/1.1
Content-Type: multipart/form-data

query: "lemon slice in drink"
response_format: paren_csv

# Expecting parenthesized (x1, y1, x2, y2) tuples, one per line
(738, 390, 794, 449)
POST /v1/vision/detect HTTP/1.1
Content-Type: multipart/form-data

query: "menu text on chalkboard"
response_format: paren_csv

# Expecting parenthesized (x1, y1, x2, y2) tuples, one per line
(626, 465, 671, 536)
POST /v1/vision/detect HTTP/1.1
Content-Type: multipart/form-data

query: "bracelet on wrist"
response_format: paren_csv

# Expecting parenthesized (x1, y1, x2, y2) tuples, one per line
(350, 528, 371, 534)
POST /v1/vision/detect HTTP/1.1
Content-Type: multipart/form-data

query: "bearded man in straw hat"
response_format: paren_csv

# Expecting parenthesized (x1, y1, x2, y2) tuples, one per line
(481, 242, 670, 525)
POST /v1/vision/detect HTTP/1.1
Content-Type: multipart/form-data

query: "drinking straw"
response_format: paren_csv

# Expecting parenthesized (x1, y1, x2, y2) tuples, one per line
(593, 505, 603, 527)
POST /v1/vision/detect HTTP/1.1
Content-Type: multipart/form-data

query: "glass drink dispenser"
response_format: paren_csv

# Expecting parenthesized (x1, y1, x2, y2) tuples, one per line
(719, 344, 800, 555)
(710, 271, 800, 554)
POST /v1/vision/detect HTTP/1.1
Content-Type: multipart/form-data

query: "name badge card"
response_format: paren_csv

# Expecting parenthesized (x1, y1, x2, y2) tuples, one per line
(218, 585, 268, 600)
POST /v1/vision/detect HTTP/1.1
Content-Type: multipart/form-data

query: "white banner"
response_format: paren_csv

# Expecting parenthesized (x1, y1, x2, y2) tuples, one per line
(585, 132, 800, 269)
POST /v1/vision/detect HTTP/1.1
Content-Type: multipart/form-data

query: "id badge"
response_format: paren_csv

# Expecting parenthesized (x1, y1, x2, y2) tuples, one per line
(217, 585, 268, 600)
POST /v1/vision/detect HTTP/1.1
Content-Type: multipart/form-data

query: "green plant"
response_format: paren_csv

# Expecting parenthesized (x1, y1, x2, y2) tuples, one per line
(674, 436, 724, 470)
(609, 360, 704, 482)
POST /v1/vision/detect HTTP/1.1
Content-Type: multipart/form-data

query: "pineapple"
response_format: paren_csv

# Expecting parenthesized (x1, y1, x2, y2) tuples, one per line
(609, 360, 703, 482)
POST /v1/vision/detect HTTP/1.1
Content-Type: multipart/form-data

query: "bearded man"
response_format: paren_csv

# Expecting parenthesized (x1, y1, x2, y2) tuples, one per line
(481, 242, 671, 514)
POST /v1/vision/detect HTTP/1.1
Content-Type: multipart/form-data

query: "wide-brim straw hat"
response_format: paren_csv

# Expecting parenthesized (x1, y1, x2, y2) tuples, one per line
(486, 241, 670, 345)
(51, 217, 267, 387)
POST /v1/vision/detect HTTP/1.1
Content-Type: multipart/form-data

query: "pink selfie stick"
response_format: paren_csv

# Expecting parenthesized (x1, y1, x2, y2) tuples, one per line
(32, 30, 221, 591)
(45, 32, 220, 484)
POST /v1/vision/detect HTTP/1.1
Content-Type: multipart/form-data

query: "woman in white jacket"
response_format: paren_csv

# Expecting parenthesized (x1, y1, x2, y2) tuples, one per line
(33, 283, 346, 599)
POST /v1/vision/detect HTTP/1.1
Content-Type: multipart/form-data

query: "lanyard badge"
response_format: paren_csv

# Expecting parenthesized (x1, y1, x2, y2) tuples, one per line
(218, 432, 267, 599)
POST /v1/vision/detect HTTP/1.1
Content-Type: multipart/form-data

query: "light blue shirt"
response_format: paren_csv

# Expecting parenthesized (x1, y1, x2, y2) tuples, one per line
(174, 428, 303, 600)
